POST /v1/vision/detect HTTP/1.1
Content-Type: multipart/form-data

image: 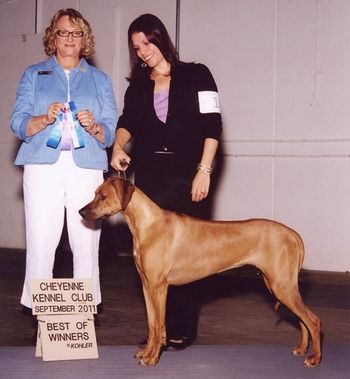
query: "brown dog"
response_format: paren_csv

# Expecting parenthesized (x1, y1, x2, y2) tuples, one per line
(79, 177, 321, 367)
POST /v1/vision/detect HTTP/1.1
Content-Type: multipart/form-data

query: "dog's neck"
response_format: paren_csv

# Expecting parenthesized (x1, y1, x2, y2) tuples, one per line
(123, 188, 163, 241)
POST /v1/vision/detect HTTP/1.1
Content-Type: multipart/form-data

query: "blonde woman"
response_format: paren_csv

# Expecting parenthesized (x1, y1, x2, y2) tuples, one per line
(10, 8, 117, 313)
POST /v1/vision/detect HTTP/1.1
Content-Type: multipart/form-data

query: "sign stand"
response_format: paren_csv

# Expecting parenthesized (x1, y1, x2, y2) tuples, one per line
(30, 279, 98, 361)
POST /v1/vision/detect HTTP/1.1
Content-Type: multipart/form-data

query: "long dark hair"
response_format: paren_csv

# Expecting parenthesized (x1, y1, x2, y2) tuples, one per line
(127, 14, 180, 80)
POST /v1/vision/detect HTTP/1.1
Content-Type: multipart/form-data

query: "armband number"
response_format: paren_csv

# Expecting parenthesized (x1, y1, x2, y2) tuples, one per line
(198, 91, 221, 114)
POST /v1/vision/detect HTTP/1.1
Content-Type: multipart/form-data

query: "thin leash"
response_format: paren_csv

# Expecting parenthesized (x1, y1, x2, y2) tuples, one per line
(114, 159, 129, 180)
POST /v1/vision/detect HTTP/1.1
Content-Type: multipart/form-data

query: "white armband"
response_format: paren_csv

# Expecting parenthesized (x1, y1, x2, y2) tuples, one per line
(198, 91, 221, 114)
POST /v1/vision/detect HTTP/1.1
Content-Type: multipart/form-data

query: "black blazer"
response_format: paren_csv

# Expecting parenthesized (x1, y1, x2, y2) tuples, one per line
(117, 62, 222, 170)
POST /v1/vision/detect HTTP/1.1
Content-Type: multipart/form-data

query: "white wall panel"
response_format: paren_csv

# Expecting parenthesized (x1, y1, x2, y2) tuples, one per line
(275, 0, 350, 140)
(179, 0, 276, 141)
(215, 156, 274, 220)
(0, 0, 36, 36)
(274, 157, 350, 271)
(36, 0, 79, 32)
(0, 33, 45, 248)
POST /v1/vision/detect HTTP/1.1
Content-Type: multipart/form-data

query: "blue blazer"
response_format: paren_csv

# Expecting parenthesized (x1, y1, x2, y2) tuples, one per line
(10, 56, 118, 171)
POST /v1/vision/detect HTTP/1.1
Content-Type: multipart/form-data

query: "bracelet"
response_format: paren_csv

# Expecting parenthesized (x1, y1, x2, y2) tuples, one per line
(197, 163, 212, 175)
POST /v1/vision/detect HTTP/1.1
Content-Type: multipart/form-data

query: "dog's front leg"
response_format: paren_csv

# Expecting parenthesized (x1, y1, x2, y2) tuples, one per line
(135, 283, 156, 357)
(136, 282, 168, 366)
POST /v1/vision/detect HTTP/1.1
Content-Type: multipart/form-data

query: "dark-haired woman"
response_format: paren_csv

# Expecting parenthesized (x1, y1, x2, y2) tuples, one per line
(10, 8, 117, 311)
(111, 13, 222, 349)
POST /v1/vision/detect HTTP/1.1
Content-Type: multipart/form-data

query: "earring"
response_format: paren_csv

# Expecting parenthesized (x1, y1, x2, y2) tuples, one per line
(141, 62, 147, 68)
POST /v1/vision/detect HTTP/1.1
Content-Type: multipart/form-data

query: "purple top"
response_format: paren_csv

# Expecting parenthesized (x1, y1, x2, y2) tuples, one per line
(154, 89, 169, 123)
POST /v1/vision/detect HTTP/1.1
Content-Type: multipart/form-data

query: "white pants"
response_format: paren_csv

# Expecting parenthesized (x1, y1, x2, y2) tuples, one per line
(21, 151, 103, 308)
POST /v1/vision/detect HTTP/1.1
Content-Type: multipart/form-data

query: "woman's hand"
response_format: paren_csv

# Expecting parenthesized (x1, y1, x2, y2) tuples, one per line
(26, 102, 64, 137)
(76, 109, 105, 142)
(110, 128, 132, 171)
(191, 170, 210, 202)
(111, 144, 131, 171)
(76, 109, 96, 133)
(46, 102, 65, 124)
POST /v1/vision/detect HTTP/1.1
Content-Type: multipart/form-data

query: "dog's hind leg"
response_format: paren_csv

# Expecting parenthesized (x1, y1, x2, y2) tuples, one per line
(262, 273, 309, 356)
(293, 320, 309, 356)
(271, 283, 321, 367)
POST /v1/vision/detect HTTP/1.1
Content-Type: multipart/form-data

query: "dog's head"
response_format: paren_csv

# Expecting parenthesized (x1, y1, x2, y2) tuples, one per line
(79, 177, 135, 221)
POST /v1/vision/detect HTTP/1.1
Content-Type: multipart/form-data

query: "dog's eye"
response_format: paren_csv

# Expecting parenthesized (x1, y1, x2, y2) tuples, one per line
(99, 194, 107, 200)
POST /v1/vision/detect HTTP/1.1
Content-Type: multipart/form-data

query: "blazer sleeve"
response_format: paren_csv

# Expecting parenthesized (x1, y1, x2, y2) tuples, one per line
(96, 73, 118, 148)
(9, 67, 35, 143)
(192, 63, 222, 141)
(116, 82, 140, 137)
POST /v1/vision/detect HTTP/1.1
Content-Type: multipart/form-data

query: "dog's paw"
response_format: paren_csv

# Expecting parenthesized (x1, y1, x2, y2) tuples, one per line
(303, 354, 321, 367)
(292, 346, 308, 356)
(135, 346, 161, 366)
(139, 355, 159, 366)
(135, 349, 144, 359)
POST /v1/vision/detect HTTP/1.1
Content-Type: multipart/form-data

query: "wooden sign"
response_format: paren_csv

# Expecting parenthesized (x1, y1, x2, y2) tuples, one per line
(35, 314, 98, 361)
(30, 279, 97, 315)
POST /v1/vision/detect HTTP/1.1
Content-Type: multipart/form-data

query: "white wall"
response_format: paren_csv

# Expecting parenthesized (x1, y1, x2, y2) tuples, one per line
(0, 0, 349, 272)
(0, 32, 44, 248)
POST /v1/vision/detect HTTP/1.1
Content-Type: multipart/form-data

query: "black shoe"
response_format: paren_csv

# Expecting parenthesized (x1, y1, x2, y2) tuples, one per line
(138, 337, 148, 348)
(166, 336, 192, 351)
(138, 336, 192, 350)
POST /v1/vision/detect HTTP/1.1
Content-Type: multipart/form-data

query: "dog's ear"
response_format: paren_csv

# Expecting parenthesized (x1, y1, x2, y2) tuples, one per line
(111, 178, 135, 210)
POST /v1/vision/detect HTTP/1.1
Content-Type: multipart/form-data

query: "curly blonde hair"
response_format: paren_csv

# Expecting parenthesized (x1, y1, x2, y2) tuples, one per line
(43, 8, 95, 58)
